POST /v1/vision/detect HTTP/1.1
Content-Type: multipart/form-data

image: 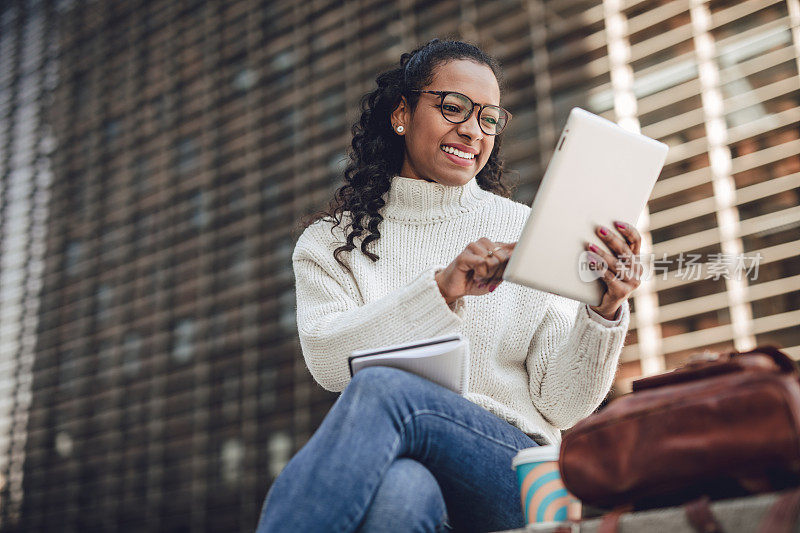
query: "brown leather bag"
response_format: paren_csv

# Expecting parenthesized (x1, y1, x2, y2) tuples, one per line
(558, 345, 800, 511)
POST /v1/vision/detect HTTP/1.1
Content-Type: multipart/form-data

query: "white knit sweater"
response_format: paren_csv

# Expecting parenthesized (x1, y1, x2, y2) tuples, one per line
(292, 175, 630, 446)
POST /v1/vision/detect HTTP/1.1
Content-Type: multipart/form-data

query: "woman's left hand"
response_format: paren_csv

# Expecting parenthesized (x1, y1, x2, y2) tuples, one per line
(584, 221, 643, 320)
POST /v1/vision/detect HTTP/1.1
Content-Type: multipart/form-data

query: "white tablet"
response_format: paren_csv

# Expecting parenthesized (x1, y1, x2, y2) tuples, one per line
(503, 107, 668, 306)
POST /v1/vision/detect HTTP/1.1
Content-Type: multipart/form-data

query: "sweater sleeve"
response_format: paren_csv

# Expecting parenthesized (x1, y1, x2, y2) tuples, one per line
(585, 303, 623, 326)
(525, 294, 630, 430)
(293, 242, 465, 392)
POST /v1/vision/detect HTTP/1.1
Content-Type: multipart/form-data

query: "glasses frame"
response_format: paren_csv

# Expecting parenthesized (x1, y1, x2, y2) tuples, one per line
(410, 90, 512, 135)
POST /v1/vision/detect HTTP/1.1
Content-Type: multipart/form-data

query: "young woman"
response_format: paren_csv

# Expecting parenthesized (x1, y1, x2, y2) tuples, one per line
(256, 39, 641, 532)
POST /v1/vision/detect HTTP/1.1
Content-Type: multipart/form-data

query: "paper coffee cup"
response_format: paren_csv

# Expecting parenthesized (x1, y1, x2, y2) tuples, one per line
(512, 445, 581, 525)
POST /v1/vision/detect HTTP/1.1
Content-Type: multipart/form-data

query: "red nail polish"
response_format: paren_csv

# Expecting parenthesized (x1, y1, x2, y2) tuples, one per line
(615, 222, 626, 229)
(589, 244, 599, 253)
(599, 227, 608, 236)
(489, 285, 497, 292)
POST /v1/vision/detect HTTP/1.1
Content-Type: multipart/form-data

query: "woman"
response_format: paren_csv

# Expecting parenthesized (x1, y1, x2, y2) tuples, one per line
(257, 39, 641, 532)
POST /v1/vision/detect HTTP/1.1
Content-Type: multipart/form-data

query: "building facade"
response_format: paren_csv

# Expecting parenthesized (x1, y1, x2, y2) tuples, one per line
(0, 0, 797, 531)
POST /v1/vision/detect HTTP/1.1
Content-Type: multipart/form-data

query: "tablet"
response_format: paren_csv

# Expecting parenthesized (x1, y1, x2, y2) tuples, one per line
(503, 107, 668, 306)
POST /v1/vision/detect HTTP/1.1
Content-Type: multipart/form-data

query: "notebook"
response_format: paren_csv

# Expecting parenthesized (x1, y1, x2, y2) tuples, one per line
(503, 107, 669, 306)
(348, 334, 469, 395)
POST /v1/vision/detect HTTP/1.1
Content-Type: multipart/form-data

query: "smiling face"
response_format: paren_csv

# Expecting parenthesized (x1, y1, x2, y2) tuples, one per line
(390, 59, 501, 187)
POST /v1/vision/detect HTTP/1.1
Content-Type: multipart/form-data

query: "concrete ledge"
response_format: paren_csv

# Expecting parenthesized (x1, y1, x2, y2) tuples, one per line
(492, 490, 800, 533)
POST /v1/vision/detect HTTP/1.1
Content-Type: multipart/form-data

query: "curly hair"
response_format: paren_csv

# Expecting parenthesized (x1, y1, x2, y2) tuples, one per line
(302, 39, 515, 273)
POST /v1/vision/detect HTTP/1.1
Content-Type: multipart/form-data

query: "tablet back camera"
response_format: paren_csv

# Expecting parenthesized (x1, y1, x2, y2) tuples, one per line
(558, 130, 568, 151)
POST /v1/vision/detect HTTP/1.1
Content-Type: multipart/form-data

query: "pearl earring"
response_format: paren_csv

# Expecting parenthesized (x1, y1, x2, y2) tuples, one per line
(396, 126, 404, 133)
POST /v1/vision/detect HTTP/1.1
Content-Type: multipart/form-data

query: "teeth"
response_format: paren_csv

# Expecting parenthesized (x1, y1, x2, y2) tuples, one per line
(440, 145, 475, 160)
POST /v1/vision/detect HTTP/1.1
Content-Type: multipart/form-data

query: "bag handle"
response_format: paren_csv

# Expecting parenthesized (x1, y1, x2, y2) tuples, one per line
(737, 345, 799, 375)
(633, 345, 797, 392)
(596, 506, 630, 533)
(553, 522, 580, 533)
(684, 496, 725, 533)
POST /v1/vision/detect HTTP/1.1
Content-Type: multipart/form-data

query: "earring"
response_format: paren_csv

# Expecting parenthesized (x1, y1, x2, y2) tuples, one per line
(396, 125, 404, 133)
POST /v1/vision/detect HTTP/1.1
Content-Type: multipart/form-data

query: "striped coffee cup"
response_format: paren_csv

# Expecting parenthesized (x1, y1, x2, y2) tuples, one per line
(512, 445, 581, 525)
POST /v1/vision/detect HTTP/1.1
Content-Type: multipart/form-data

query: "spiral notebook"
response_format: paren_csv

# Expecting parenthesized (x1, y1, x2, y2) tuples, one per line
(348, 334, 469, 395)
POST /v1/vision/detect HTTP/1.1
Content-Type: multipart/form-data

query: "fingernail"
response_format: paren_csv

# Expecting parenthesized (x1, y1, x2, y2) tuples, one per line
(599, 227, 608, 236)
(614, 221, 626, 229)
(589, 244, 599, 253)
(489, 284, 498, 292)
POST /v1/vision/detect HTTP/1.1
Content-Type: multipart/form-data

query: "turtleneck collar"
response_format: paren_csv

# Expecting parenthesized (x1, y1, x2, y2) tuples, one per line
(381, 175, 490, 223)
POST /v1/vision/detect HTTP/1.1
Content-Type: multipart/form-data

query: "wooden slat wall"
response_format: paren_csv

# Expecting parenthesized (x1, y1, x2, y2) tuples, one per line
(0, 0, 796, 531)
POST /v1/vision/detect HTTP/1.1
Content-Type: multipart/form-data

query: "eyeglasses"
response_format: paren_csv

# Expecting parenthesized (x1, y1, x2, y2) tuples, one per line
(410, 90, 512, 135)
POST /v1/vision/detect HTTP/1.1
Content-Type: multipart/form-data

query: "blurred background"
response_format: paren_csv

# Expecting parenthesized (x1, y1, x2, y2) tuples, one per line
(0, 0, 797, 531)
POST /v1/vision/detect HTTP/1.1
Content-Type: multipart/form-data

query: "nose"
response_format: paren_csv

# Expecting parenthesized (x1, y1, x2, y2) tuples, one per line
(456, 109, 484, 141)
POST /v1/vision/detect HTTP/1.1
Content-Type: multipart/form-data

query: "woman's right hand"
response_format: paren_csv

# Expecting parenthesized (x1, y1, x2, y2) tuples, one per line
(435, 239, 516, 306)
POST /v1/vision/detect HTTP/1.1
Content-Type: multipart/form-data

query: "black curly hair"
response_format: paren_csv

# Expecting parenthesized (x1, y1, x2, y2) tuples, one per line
(303, 39, 515, 273)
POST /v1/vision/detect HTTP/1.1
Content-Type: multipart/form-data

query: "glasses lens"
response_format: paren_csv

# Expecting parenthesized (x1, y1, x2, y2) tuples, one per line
(479, 105, 508, 135)
(441, 92, 473, 123)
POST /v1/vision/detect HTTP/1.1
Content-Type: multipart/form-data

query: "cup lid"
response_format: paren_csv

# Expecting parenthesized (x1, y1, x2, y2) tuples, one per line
(511, 445, 559, 469)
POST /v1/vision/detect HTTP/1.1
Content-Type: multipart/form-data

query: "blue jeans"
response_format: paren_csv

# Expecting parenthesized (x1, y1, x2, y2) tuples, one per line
(256, 366, 539, 532)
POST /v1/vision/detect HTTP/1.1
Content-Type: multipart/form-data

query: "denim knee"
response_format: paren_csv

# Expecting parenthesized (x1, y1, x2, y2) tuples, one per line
(357, 457, 450, 532)
(347, 366, 418, 402)
(349, 366, 414, 388)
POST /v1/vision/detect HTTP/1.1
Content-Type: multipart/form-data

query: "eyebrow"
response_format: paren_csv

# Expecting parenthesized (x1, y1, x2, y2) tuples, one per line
(427, 90, 500, 107)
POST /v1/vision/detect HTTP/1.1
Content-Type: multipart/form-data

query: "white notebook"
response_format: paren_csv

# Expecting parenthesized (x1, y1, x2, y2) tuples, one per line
(348, 334, 469, 395)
